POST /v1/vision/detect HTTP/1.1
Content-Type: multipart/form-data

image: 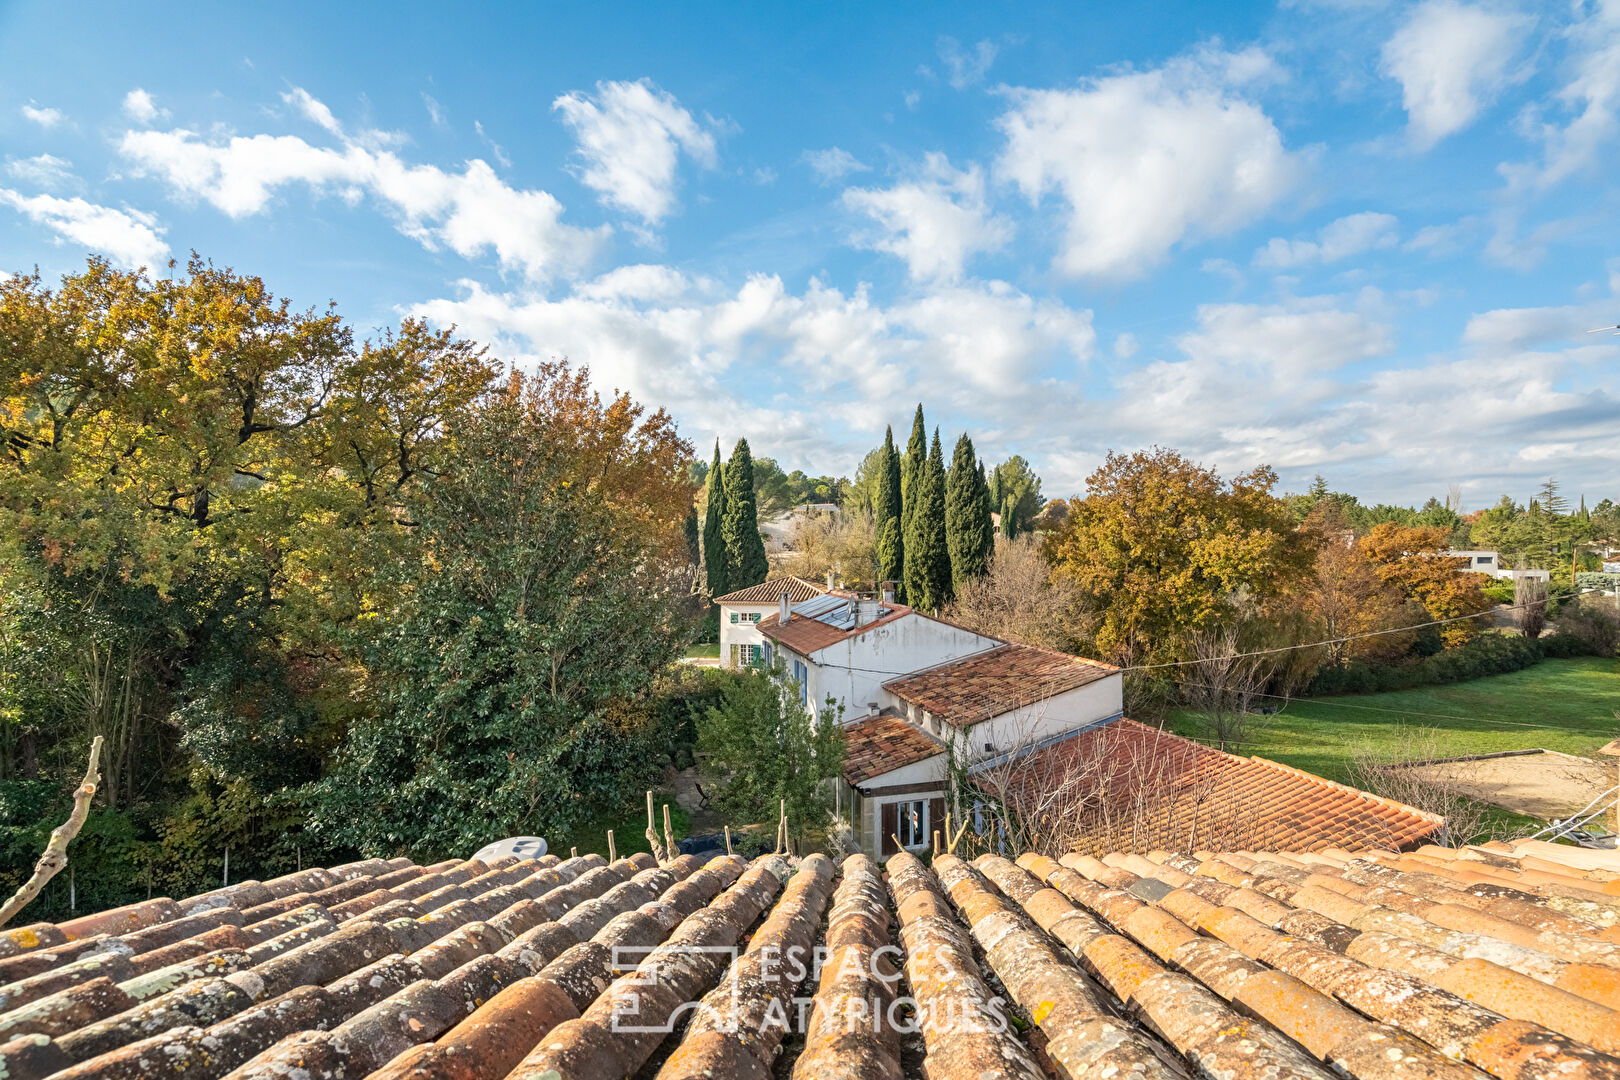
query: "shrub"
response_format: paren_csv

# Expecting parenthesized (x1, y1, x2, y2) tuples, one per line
(1557, 600, 1620, 658)
(1306, 632, 1545, 696)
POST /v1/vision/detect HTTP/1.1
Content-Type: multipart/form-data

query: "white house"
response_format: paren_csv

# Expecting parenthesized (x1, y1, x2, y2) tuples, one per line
(714, 576, 827, 668)
(1446, 550, 1551, 583)
(756, 591, 1123, 856)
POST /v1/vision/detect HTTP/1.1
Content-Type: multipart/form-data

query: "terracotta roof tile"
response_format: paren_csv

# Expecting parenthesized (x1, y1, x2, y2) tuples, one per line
(842, 713, 945, 783)
(757, 601, 912, 655)
(12, 802, 1620, 1079)
(882, 643, 1118, 726)
(712, 576, 827, 605)
(986, 718, 1442, 855)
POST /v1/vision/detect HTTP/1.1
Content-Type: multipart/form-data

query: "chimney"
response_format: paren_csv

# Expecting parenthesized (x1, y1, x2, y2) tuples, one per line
(779, 590, 790, 625)
(844, 596, 856, 624)
(826, 569, 835, 591)
(880, 580, 896, 604)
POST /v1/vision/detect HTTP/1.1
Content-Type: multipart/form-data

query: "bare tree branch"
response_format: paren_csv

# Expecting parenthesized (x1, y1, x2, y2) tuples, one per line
(0, 735, 102, 928)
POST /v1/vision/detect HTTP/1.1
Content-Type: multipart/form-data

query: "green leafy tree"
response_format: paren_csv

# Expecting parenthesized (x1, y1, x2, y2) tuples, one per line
(703, 441, 728, 596)
(842, 447, 885, 516)
(904, 430, 952, 611)
(991, 456, 1044, 536)
(722, 438, 769, 590)
(313, 364, 695, 856)
(945, 433, 991, 592)
(874, 427, 903, 588)
(696, 662, 846, 850)
(1048, 448, 1315, 666)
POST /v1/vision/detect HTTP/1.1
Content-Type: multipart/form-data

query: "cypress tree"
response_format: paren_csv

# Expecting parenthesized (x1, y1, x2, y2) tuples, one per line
(877, 517, 902, 597)
(1000, 492, 1018, 539)
(900, 403, 926, 529)
(722, 438, 769, 589)
(976, 460, 995, 565)
(945, 433, 990, 591)
(874, 426, 904, 589)
(904, 430, 951, 611)
(703, 440, 728, 596)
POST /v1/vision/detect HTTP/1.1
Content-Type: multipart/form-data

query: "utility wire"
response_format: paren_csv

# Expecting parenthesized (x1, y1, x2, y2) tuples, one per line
(780, 598, 1545, 682)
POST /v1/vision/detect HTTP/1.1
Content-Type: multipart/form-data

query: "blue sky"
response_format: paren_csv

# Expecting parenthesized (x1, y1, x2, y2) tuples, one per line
(2, 0, 1617, 505)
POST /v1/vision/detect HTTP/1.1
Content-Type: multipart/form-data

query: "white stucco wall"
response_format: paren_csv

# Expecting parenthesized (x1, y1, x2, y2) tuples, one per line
(719, 602, 781, 663)
(948, 675, 1123, 763)
(805, 613, 1002, 717)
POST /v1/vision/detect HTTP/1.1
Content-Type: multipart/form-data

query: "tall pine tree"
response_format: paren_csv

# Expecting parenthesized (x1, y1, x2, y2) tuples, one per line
(904, 429, 952, 611)
(703, 440, 729, 596)
(874, 426, 903, 590)
(722, 438, 769, 589)
(945, 433, 991, 591)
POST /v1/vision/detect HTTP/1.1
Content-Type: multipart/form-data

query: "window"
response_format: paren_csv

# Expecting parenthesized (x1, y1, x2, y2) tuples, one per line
(729, 612, 739, 624)
(896, 800, 928, 849)
(761, 643, 773, 664)
(792, 660, 808, 704)
(1477, 556, 1494, 565)
(738, 644, 759, 666)
(750, 612, 762, 623)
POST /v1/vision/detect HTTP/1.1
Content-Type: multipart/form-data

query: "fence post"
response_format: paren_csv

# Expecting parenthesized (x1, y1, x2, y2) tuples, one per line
(223, 847, 229, 887)
(69, 866, 75, 912)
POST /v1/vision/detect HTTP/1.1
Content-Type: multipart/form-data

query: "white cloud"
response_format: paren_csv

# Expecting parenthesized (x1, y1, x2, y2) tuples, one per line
(995, 46, 1307, 279)
(552, 79, 717, 226)
(842, 153, 1013, 281)
(1114, 332, 1139, 358)
(20, 102, 63, 128)
(409, 271, 1095, 461)
(938, 37, 999, 89)
(117, 89, 606, 282)
(1380, 1, 1531, 149)
(282, 88, 344, 138)
(422, 93, 447, 127)
(122, 88, 168, 124)
(1462, 296, 1618, 354)
(1254, 211, 1400, 267)
(1501, 0, 1620, 190)
(1175, 297, 1394, 378)
(5, 153, 75, 189)
(474, 121, 511, 168)
(802, 147, 870, 184)
(0, 188, 168, 268)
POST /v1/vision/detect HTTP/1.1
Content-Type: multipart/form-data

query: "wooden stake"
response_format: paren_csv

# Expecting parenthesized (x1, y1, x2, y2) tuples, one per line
(944, 812, 951, 856)
(933, 830, 940, 856)
(662, 804, 675, 859)
(607, 830, 616, 864)
(4, 735, 110, 925)
(724, 826, 733, 856)
(890, 833, 905, 854)
(645, 790, 666, 864)
(570, 846, 578, 859)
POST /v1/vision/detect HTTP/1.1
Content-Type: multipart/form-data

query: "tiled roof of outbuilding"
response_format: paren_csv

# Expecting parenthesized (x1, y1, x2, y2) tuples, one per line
(712, 576, 826, 605)
(882, 641, 1117, 726)
(991, 717, 1444, 854)
(842, 713, 945, 783)
(7, 835, 1620, 1079)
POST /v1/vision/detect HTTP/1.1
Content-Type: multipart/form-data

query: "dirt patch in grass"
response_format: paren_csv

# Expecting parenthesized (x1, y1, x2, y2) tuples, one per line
(1393, 749, 1611, 819)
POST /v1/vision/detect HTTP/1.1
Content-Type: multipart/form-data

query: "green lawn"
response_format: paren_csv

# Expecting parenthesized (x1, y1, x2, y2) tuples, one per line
(684, 643, 721, 659)
(1170, 657, 1620, 785)
(568, 800, 692, 859)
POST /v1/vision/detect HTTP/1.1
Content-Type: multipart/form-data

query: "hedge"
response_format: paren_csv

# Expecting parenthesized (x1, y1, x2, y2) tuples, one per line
(1305, 633, 1551, 696)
